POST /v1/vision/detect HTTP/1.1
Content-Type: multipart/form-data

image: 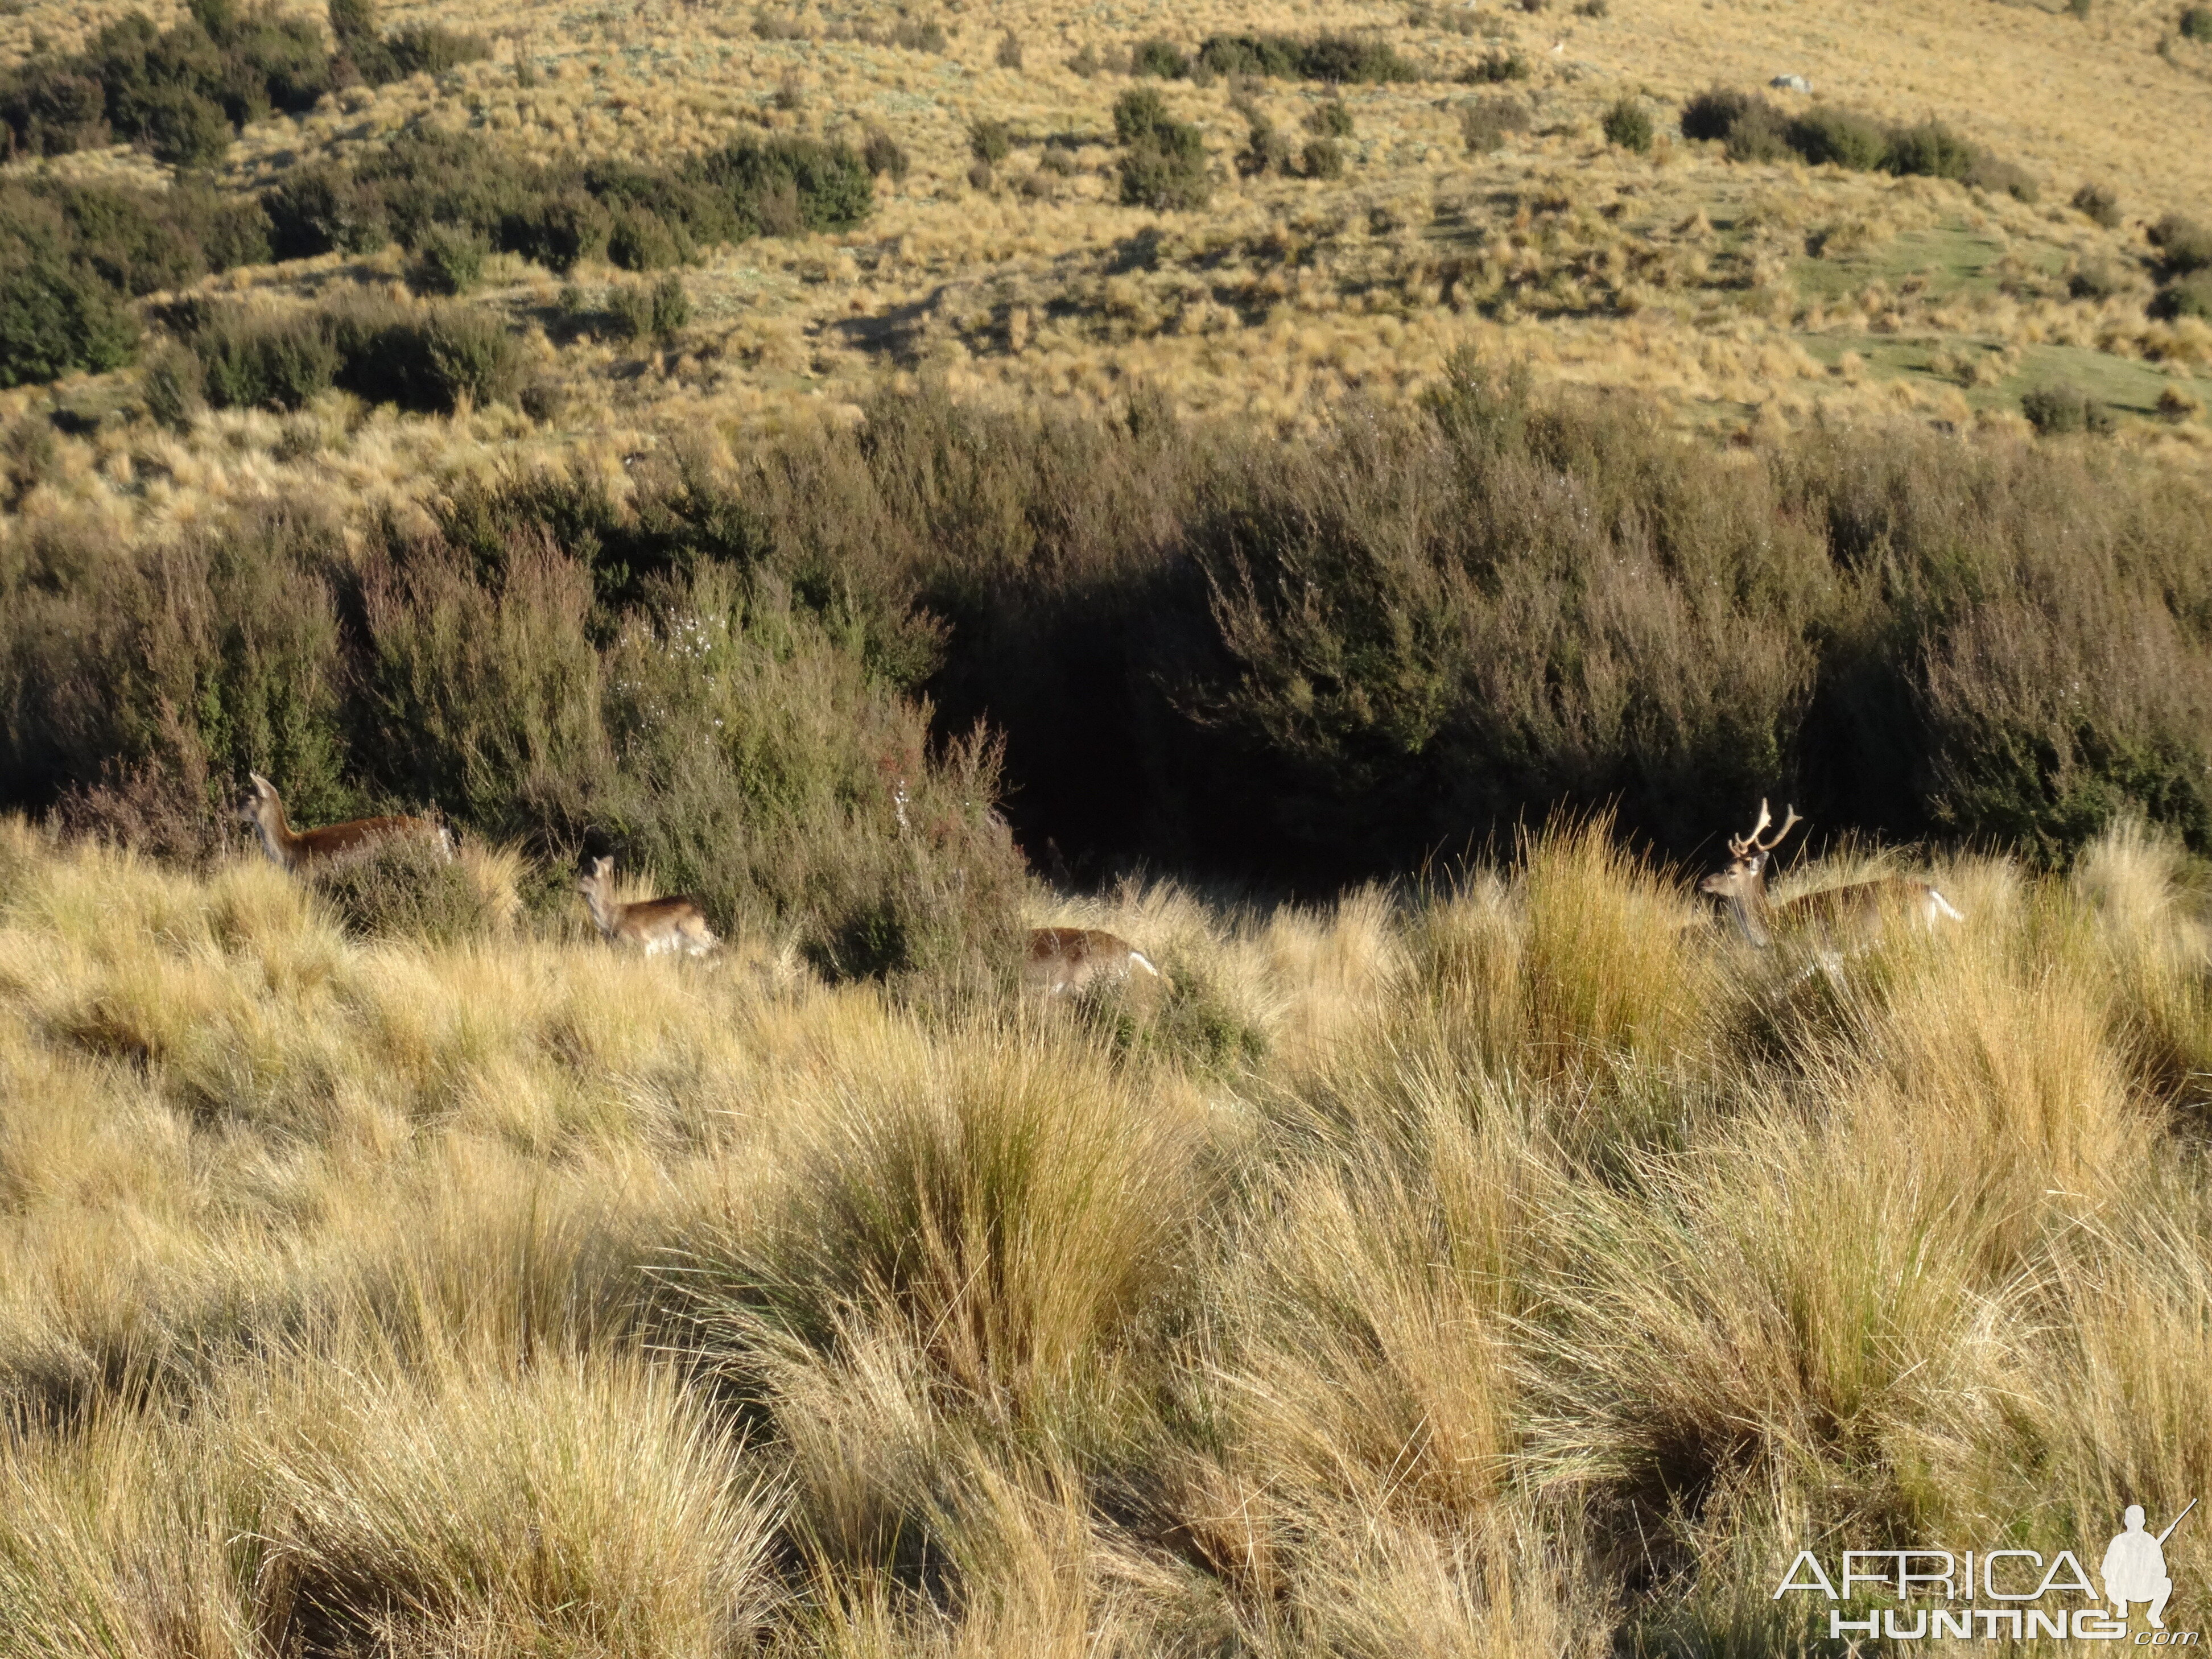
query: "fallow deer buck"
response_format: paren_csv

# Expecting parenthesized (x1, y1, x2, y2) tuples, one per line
(576, 856, 720, 958)
(1022, 927, 1166, 1000)
(1699, 800, 1963, 959)
(240, 772, 453, 870)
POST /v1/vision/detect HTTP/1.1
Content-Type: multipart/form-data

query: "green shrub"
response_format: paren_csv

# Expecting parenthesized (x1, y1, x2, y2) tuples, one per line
(1112, 86, 1174, 147)
(410, 224, 488, 295)
(1679, 86, 1755, 142)
(2072, 181, 2122, 228)
(1884, 119, 1977, 180)
(2151, 273, 2212, 321)
(1461, 48, 1530, 83)
(1967, 153, 2038, 203)
(2149, 212, 2212, 276)
(2069, 262, 2124, 300)
(266, 164, 391, 259)
(1602, 97, 1653, 152)
(141, 341, 205, 430)
(1460, 94, 1530, 152)
(0, 250, 139, 388)
(606, 209, 682, 272)
(139, 85, 231, 168)
(415, 307, 522, 410)
(649, 274, 690, 339)
(1786, 105, 1887, 170)
(2020, 383, 2115, 436)
(968, 118, 1012, 164)
(2181, 5, 2212, 41)
(192, 309, 339, 410)
(1198, 31, 1414, 82)
(1132, 37, 1189, 77)
(1119, 121, 1211, 211)
(1723, 103, 1793, 163)
(1301, 137, 1345, 179)
(306, 833, 496, 943)
(1306, 98, 1355, 138)
(995, 30, 1023, 69)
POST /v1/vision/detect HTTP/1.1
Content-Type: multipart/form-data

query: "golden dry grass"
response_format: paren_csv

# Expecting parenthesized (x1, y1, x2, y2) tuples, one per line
(2, 810, 2210, 1652)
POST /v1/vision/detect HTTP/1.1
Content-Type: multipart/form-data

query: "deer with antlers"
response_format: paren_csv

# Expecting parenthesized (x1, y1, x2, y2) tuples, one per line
(1022, 927, 1167, 1000)
(240, 773, 453, 870)
(576, 856, 720, 958)
(1700, 799, 1964, 951)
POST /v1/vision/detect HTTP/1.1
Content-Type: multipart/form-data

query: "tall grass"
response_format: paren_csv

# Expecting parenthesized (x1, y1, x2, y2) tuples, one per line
(2, 806, 2209, 1652)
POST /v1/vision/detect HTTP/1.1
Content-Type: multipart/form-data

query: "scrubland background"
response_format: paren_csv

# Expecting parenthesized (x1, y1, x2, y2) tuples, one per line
(6, 0, 2212, 1649)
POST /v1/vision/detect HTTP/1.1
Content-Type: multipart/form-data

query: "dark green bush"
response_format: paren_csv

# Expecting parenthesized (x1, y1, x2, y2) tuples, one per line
(968, 118, 1013, 164)
(2149, 213, 2212, 276)
(1306, 98, 1355, 138)
(1679, 86, 1755, 142)
(1119, 120, 1211, 211)
(192, 308, 339, 410)
(1460, 94, 1530, 152)
(649, 274, 690, 339)
(606, 209, 682, 273)
(2020, 383, 2115, 436)
(1786, 105, 1887, 170)
(2181, 5, 2212, 41)
(409, 224, 488, 295)
(1460, 48, 1530, 84)
(2073, 181, 2122, 228)
(1198, 31, 1414, 82)
(1300, 137, 1345, 179)
(0, 250, 139, 388)
(1883, 119, 1977, 180)
(139, 85, 231, 167)
(10, 365, 2212, 903)
(1112, 87, 1174, 147)
(1132, 37, 1190, 78)
(1602, 97, 1653, 152)
(266, 164, 391, 259)
(2069, 262, 2124, 300)
(2151, 273, 2212, 321)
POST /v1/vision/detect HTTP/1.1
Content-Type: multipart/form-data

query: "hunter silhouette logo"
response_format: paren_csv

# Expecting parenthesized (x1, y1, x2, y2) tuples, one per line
(2105, 1501, 2194, 1631)
(1772, 1499, 2198, 1643)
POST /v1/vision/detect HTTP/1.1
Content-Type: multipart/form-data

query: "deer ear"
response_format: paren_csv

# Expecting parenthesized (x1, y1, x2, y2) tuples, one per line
(248, 772, 271, 794)
(592, 856, 612, 877)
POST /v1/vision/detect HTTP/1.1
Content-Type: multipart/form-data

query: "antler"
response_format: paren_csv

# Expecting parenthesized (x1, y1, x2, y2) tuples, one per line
(1727, 798, 1802, 857)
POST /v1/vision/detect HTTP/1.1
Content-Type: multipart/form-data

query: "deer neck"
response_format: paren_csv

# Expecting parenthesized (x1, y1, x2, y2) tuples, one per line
(249, 799, 303, 866)
(580, 882, 621, 937)
(1726, 876, 1776, 947)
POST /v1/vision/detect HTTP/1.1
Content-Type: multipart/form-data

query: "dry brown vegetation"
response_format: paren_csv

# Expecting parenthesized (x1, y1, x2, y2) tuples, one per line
(2, 814, 2209, 1653)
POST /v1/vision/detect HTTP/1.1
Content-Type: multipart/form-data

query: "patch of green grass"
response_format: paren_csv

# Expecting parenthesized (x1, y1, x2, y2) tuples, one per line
(1790, 331, 2212, 426)
(1792, 220, 2054, 304)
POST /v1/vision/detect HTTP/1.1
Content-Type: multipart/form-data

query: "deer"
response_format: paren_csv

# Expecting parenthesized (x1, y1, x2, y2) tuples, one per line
(576, 856, 720, 958)
(1022, 927, 1167, 1000)
(1699, 799, 1963, 959)
(239, 772, 453, 870)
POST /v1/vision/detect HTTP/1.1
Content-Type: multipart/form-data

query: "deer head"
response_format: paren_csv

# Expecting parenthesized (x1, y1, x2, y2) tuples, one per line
(1699, 799, 1802, 941)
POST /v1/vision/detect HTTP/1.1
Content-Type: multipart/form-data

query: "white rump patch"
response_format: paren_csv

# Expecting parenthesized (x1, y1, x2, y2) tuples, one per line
(1929, 889, 1965, 923)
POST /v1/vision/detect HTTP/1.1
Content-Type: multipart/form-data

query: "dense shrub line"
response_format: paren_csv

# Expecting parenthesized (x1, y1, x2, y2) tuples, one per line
(0, 175, 275, 389)
(0, 123, 872, 390)
(1679, 86, 2037, 199)
(0, 0, 484, 170)
(156, 291, 524, 416)
(6, 370, 2210, 898)
(1124, 31, 1418, 83)
(265, 125, 873, 270)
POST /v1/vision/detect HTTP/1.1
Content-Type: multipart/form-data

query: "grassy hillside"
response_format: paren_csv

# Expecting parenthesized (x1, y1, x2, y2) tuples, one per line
(1, 812, 2207, 1653)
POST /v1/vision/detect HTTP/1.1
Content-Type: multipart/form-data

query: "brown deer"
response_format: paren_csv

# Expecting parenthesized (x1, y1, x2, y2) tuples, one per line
(576, 856, 720, 958)
(1022, 927, 1166, 999)
(240, 773, 452, 870)
(1699, 800, 1963, 951)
